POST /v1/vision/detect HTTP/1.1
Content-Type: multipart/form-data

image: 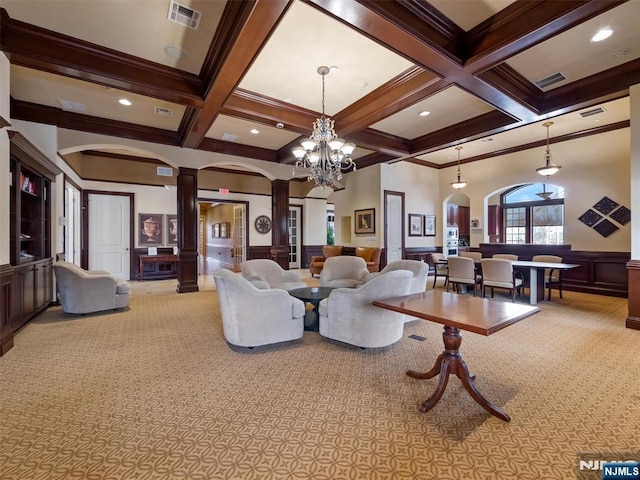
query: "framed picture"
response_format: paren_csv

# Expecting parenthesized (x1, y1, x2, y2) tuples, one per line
(213, 223, 220, 238)
(166, 214, 178, 245)
(139, 213, 163, 245)
(423, 214, 436, 237)
(354, 208, 375, 234)
(408, 214, 423, 236)
(471, 218, 481, 229)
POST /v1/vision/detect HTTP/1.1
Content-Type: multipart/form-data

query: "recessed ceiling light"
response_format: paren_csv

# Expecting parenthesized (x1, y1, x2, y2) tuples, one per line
(591, 27, 613, 42)
(419, 110, 430, 117)
(119, 98, 132, 106)
(481, 138, 494, 143)
(275, 122, 284, 129)
(250, 128, 259, 135)
(163, 44, 188, 60)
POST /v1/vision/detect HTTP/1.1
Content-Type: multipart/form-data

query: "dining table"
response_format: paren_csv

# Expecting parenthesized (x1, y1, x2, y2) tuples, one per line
(435, 257, 580, 305)
(373, 290, 540, 422)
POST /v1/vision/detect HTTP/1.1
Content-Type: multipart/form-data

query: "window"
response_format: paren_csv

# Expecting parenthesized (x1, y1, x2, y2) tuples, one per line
(501, 183, 564, 244)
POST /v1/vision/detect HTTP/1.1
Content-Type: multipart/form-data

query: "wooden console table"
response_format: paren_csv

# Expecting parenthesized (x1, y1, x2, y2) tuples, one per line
(138, 254, 178, 281)
(373, 290, 539, 422)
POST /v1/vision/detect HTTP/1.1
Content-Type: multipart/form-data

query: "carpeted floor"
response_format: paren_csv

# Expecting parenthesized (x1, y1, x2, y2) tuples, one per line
(0, 273, 638, 479)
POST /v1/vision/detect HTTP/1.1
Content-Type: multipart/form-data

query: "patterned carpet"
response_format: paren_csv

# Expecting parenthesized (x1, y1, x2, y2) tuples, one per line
(0, 274, 638, 480)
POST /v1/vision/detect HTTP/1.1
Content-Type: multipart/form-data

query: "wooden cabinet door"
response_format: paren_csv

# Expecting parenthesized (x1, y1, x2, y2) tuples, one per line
(458, 206, 470, 235)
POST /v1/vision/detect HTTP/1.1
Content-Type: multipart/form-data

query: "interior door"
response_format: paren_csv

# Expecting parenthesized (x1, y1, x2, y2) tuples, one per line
(64, 181, 81, 265)
(88, 193, 131, 280)
(385, 192, 403, 263)
(288, 206, 301, 269)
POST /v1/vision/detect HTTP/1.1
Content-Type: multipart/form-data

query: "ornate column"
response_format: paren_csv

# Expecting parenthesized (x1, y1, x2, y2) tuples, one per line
(270, 179, 290, 269)
(176, 167, 199, 293)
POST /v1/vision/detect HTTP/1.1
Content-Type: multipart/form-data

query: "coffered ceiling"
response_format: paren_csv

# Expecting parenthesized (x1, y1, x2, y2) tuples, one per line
(1, 0, 639, 174)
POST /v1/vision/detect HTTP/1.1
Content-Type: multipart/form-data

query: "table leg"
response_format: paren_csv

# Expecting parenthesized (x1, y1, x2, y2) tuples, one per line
(529, 267, 537, 305)
(406, 325, 510, 422)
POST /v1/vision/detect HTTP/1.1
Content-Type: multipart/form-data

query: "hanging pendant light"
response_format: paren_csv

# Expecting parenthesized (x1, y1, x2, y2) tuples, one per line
(450, 146, 467, 189)
(536, 121, 561, 177)
(292, 66, 356, 188)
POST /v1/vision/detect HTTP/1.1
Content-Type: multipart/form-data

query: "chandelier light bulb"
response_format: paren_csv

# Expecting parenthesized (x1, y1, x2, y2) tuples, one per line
(536, 122, 561, 177)
(291, 66, 357, 188)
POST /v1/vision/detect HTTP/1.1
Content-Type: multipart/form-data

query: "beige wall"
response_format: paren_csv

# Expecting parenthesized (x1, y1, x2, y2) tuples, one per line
(0, 53, 9, 264)
(441, 128, 631, 251)
(631, 84, 640, 258)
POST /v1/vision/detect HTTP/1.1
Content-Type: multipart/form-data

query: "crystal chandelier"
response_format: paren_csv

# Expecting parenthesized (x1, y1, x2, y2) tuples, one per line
(536, 121, 561, 177)
(292, 66, 356, 188)
(450, 146, 467, 189)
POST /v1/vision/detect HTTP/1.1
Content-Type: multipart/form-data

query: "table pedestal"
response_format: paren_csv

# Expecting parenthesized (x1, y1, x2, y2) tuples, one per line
(407, 325, 510, 422)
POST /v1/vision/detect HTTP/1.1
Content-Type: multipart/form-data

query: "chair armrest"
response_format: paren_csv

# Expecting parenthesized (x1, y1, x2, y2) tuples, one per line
(310, 255, 326, 263)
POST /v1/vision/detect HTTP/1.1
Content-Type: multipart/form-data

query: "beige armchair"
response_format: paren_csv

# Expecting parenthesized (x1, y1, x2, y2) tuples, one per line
(319, 256, 369, 288)
(318, 270, 413, 348)
(53, 261, 130, 314)
(310, 245, 343, 277)
(240, 259, 306, 291)
(213, 269, 305, 348)
(480, 258, 524, 302)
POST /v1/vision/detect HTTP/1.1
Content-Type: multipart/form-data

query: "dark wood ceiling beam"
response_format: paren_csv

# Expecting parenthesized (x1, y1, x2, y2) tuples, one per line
(354, 152, 397, 169)
(180, 0, 292, 149)
(198, 138, 278, 163)
(11, 98, 182, 146)
(0, 8, 203, 107)
(464, 0, 626, 74)
(333, 67, 442, 136)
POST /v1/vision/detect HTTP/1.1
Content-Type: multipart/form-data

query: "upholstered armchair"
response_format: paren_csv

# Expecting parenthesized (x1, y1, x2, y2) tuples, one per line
(318, 270, 413, 348)
(430, 253, 449, 288)
(53, 261, 130, 314)
(355, 247, 382, 273)
(213, 269, 305, 348)
(240, 259, 306, 291)
(319, 256, 369, 288)
(309, 245, 343, 277)
(480, 258, 524, 302)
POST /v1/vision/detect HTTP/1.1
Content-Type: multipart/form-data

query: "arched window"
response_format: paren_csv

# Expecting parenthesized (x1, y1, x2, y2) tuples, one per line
(501, 183, 564, 244)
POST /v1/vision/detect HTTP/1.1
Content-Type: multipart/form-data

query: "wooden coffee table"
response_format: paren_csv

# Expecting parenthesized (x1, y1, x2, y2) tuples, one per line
(373, 290, 539, 422)
(288, 287, 334, 332)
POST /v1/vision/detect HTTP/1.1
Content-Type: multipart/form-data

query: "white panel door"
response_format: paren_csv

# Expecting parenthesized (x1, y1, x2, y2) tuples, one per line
(386, 193, 403, 263)
(288, 206, 301, 269)
(89, 194, 130, 280)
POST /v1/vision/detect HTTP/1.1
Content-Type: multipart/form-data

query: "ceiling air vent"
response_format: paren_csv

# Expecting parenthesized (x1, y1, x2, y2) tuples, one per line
(580, 107, 606, 118)
(58, 99, 85, 112)
(157, 166, 174, 177)
(154, 106, 173, 117)
(221, 133, 239, 142)
(168, 0, 201, 29)
(534, 72, 567, 89)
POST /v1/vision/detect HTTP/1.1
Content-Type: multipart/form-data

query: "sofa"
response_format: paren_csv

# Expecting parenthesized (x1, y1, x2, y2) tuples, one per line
(52, 261, 130, 314)
(355, 247, 382, 273)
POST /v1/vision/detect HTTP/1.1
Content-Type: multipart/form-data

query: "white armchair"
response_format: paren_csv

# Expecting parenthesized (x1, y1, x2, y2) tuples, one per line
(367, 260, 429, 323)
(53, 261, 130, 314)
(213, 269, 305, 348)
(318, 270, 413, 348)
(319, 256, 369, 288)
(240, 259, 307, 291)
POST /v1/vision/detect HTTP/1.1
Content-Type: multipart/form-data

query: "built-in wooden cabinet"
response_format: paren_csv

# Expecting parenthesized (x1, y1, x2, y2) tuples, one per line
(6, 131, 61, 340)
(446, 204, 470, 235)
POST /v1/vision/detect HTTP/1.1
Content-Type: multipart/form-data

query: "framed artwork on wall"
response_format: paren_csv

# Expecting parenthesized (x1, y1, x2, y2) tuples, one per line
(166, 214, 178, 245)
(354, 208, 375, 234)
(408, 214, 423, 236)
(139, 213, 163, 245)
(424, 214, 436, 237)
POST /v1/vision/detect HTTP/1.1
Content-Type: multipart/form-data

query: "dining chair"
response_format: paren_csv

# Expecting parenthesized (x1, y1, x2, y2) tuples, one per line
(459, 251, 482, 261)
(480, 258, 524, 302)
(492, 254, 518, 260)
(532, 255, 563, 300)
(446, 256, 481, 296)
(430, 252, 449, 288)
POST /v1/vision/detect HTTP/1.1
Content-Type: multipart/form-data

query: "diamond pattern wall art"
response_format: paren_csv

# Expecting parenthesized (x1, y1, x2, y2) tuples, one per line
(579, 196, 631, 238)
